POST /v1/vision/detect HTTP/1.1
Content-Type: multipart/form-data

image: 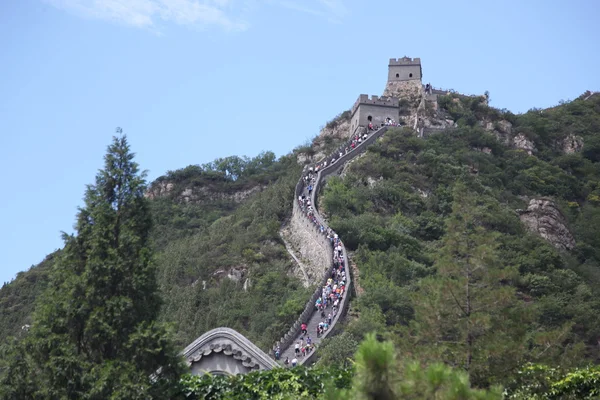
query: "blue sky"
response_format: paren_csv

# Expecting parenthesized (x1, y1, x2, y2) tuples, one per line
(0, 0, 598, 284)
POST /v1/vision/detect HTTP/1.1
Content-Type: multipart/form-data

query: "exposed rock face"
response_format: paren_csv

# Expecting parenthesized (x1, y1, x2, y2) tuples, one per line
(296, 153, 311, 165)
(366, 176, 381, 188)
(513, 134, 536, 155)
(562, 134, 584, 154)
(497, 120, 513, 135)
(473, 147, 492, 154)
(478, 119, 513, 145)
(305, 117, 352, 164)
(318, 118, 351, 142)
(383, 80, 423, 103)
(421, 116, 455, 132)
(212, 265, 248, 283)
(145, 182, 265, 203)
(518, 199, 575, 251)
(146, 181, 175, 198)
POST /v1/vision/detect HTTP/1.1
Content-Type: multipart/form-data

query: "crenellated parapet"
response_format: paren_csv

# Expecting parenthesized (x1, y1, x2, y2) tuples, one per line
(388, 57, 421, 66)
(351, 94, 400, 116)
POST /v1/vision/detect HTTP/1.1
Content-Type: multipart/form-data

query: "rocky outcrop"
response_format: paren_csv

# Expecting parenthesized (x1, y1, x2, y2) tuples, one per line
(513, 134, 536, 155)
(212, 265, 248, 283)
(146, 181, 175, 198)
(476, 118, 513, 145)
(421, 116, 456, 132)
(317, 118, 351, 142)
(301, 115, 353, 165)
(383, 80, 423, 104)
(473, 146, 493, 154)
(497, 120, 513, 135)
(561, 134, 584, 154)
(518, 199, 575, 251)
(145, 182, 265, 204)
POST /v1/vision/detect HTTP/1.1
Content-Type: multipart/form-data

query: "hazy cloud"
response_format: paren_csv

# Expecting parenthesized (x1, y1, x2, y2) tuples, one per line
(44, 0, 248, 31)
(44, 0, 347, 32)
(274, 0, 347, 22)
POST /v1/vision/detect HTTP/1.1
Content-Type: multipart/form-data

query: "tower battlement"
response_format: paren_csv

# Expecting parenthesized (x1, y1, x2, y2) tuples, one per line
(351, 94, 399, 116)
(388, 56, 422, 82)
(388, 57, 421, 66)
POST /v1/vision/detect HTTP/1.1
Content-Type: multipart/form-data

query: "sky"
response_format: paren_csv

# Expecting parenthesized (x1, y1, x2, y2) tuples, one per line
(0, 0, 598, 284)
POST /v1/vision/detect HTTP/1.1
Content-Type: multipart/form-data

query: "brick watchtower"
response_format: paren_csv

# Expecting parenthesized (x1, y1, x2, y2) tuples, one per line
(388, 57, 422, 82)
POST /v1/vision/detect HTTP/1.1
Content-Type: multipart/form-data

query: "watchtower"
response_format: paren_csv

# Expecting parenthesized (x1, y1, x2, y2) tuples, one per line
(388, 57, 422, 82)
(350, 94, 400, 133)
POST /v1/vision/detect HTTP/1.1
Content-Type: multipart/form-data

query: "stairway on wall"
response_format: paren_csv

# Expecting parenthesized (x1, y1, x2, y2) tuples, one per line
(274, 126, 391, 366)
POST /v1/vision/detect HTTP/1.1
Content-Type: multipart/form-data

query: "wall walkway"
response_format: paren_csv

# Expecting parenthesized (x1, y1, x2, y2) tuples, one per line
(272, 126, 390, 365)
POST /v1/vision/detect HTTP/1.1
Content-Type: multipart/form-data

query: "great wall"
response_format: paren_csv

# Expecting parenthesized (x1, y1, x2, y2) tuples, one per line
(181, 57, 478, 375)
(272, 124, 393, 365)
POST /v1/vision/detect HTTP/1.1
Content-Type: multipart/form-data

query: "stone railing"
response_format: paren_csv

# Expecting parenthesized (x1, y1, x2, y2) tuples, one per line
(272, 126, 390, 363)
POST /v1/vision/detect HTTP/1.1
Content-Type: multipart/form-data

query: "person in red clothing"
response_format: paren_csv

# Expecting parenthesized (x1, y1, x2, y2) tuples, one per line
(301, 322, 307, 335)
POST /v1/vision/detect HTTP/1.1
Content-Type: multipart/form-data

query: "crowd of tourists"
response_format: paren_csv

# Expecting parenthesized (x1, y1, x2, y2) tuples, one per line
(274, 125, 385, 366)
(308, 124, 388, 174)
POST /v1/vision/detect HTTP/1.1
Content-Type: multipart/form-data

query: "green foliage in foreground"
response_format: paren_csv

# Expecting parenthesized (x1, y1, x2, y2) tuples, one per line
(181, 366, 352, 400)
(182, 334, 502, 400)
(506, 363, 600, 399)
(181, 336, 600, 400)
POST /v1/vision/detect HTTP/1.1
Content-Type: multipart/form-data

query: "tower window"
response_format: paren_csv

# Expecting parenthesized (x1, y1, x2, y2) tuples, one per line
(395, 73, 399, 78)
(367, 115, 372, 122)
(409, 73, 413, 78)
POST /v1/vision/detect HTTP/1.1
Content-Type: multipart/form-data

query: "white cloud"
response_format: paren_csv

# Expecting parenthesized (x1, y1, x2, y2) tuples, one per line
(318, 0, 347, 18)
(274, 0, 347, 23)
(44, 0, 248, 31)
(44, 0, 348, 32)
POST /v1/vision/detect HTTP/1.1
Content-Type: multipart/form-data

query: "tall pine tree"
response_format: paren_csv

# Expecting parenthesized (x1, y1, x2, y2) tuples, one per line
(398, 183, 532, 387)
(1, 135, 184, 399)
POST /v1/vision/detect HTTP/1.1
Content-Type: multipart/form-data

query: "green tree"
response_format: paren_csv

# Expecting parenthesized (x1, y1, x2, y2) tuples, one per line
(0, 135, 184, 399)
(318, 332, 360, 368)
(328, 334, 502, 400)
(399, 184, 530, 386)
(507, 363, 600, 399)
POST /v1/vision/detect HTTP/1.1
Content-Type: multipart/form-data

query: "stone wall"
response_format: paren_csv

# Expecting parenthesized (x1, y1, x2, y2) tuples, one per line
(271, 182, 333, 355)
(388, 64, 422, 82)
(272, 126, 390, 363)
(287, 200, 333, 283)
(388, 57, 422, 82)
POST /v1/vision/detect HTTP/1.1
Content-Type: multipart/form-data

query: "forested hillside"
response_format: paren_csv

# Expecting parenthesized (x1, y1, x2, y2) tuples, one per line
(1, 93, 599, 394)
(317, 93, 600, 387)
(0, 151, 307, 350)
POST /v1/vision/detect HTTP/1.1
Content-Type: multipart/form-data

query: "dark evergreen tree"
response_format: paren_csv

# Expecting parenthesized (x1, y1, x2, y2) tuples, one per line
(0, 135, 184, 399)
(398, 183, 532, 387)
